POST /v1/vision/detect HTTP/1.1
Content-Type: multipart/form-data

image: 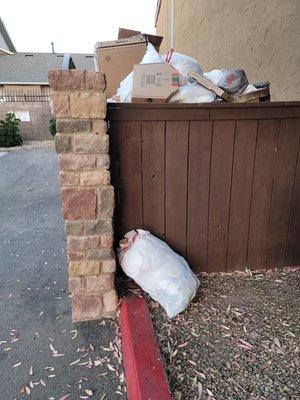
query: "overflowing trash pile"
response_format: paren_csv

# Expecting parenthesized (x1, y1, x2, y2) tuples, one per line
(95, 28, 270, 104)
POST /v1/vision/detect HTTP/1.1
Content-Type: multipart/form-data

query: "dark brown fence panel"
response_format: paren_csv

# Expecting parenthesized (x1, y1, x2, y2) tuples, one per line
(227, 120, 258, 271)
(207, 120, 235, 272)
(187, 121, 212, 271)
(267, 119, 300, 267)
(165, 121, 189, 257)
(141, 121, 165, 240)
(247, 119, 280, 268)
(285, 120, 300, 266)
(108, 103, 300, 273)
(110, 121, 143, 234)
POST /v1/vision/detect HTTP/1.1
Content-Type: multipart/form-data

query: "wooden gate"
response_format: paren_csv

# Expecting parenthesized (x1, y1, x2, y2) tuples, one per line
(108, 102, 300, 273)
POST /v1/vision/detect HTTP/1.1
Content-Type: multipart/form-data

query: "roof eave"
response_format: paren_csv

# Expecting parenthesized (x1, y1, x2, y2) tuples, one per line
(0, 17, 16, 52)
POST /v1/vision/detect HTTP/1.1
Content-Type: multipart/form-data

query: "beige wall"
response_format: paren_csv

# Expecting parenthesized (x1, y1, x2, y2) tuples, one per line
(156, 0, 300, 101)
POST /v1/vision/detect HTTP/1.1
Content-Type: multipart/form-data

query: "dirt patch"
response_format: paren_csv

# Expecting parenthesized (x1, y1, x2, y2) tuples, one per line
(0, 140, 54, 152)
(119, 269, 300, 399)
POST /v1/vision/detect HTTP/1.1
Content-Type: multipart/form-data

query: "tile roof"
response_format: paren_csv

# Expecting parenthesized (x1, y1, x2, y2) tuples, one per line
(0, 52, 95, 84)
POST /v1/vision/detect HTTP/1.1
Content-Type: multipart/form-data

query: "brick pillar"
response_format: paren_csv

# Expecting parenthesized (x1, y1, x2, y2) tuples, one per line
(48, 70, 118, 322)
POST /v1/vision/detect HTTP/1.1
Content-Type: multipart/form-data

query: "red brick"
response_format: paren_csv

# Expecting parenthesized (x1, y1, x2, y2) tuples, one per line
(92, 119, 107, 134)
(59, 154, 96, 171)
(67, 236, 100, 251)
(69, 92, 106, 119)
(98, 186, 114, 217)
(100, 234, 114, 248)
(96, 155, 110, 169)
(51, 92, 70, 118)
(65, 221, 83, 235)
(55, 134, 71, 153)
(67, 250, 85, 261)
(80, 170, 110, 186)
(102, 290, 118, 313)
(86, 273, 114, 292)
(85, 71, 106, 91)
(48, 70, 85, 90)
(62, 188, 96, 220)
(69, 261, 101, 277)
(59, 171, 79, 187)
(101, 258, 116, 273)
(72, 292, 102, 322)
(69, 277, 86, 292)
(73, 134, 109, 154)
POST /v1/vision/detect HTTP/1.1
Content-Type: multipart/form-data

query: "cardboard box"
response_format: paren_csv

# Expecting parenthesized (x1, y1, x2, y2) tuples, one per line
(95, 31, 163, 98)
(131, 62, 179, 103)
(118, 28, 163, 51)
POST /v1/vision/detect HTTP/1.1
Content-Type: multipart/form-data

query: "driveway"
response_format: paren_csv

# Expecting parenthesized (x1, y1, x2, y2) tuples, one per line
(0, 148, 126, 399)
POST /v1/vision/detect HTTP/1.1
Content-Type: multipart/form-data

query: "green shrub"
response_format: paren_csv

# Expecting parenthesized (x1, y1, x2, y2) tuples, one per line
(49, 117, 57, 136)
(0, 113, 23, 147)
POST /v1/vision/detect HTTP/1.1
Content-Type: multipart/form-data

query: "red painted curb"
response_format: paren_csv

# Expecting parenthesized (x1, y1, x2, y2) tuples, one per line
(120, 295, 172, 400)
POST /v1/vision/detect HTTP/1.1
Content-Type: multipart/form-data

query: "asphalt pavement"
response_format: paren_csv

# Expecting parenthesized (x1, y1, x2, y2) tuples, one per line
(0, 148, 125, 399)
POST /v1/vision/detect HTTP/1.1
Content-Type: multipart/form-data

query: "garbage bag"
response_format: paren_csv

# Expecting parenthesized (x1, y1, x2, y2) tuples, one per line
(118, 43, 163, 102)
(204, 68, 248, 93)
(170, 81, 215, 103)
(162, 52, 203, 85)
(118, 229, 200, 318)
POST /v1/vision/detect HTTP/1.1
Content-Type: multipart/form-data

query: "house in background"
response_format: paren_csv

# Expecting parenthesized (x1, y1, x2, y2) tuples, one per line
(0, 17, 95, 140)
(155, 0, 300, 101)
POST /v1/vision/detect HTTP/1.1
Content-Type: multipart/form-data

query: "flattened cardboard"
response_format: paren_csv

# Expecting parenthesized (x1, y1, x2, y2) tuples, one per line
(95, 31, 163, 98)
(96, 41, 147, 98)
(118, 28, 163, 51)
(132, 62, 179, 103)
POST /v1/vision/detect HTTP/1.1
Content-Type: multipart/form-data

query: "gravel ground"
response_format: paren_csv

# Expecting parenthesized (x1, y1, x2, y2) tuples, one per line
(121, 269, 299, 400)
(148, 269, 300, 400)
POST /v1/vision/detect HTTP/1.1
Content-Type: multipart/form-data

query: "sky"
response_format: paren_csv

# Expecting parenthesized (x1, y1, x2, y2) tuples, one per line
(1, 0, 158, 53)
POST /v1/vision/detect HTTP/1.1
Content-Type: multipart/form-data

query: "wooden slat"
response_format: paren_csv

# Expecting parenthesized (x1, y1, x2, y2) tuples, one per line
(141, 121, 165, 239)
(207, 120, 235, 272)
(187, 121, 212, 272)
(247, 119, 280, 268)
(285, 160, 300, 264)
(227, 120, 258, 270)
(210, 106, 300, 120)
(113, 121, 143, 235)
(108, 107, 209, 121)
(165, 121, 189, 256)
(285, 121, 300, 266)
(267, 119, 300, 267)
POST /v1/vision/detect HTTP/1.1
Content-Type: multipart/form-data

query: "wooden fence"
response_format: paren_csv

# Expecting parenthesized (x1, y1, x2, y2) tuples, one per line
(108, 102, 300, 273)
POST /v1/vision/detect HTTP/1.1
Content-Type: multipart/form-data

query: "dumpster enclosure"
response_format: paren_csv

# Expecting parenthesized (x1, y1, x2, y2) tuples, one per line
(108, 102, 300, 274)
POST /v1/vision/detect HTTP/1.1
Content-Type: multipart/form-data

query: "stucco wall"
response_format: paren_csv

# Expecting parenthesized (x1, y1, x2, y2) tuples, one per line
(156, 0, 300, 101)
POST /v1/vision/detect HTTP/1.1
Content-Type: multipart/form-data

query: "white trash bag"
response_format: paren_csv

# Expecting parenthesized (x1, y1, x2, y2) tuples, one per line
(170, 81, 215, 103)
(162, 52, 203, 85)
(204, 68, 248, 94)
(118, 229, 200, 318)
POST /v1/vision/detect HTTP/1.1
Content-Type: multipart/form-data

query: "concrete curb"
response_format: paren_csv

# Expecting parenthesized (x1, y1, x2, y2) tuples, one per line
(120, 295, 172, 400)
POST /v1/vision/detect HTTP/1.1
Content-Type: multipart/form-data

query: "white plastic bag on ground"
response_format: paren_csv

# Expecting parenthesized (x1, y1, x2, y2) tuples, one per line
(162, 52, 203, 85)
(118, 43, 163, 102)
(170, 81, 215, 103)
(118, 229, 200, 318)
(204, 68, 248, 93)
